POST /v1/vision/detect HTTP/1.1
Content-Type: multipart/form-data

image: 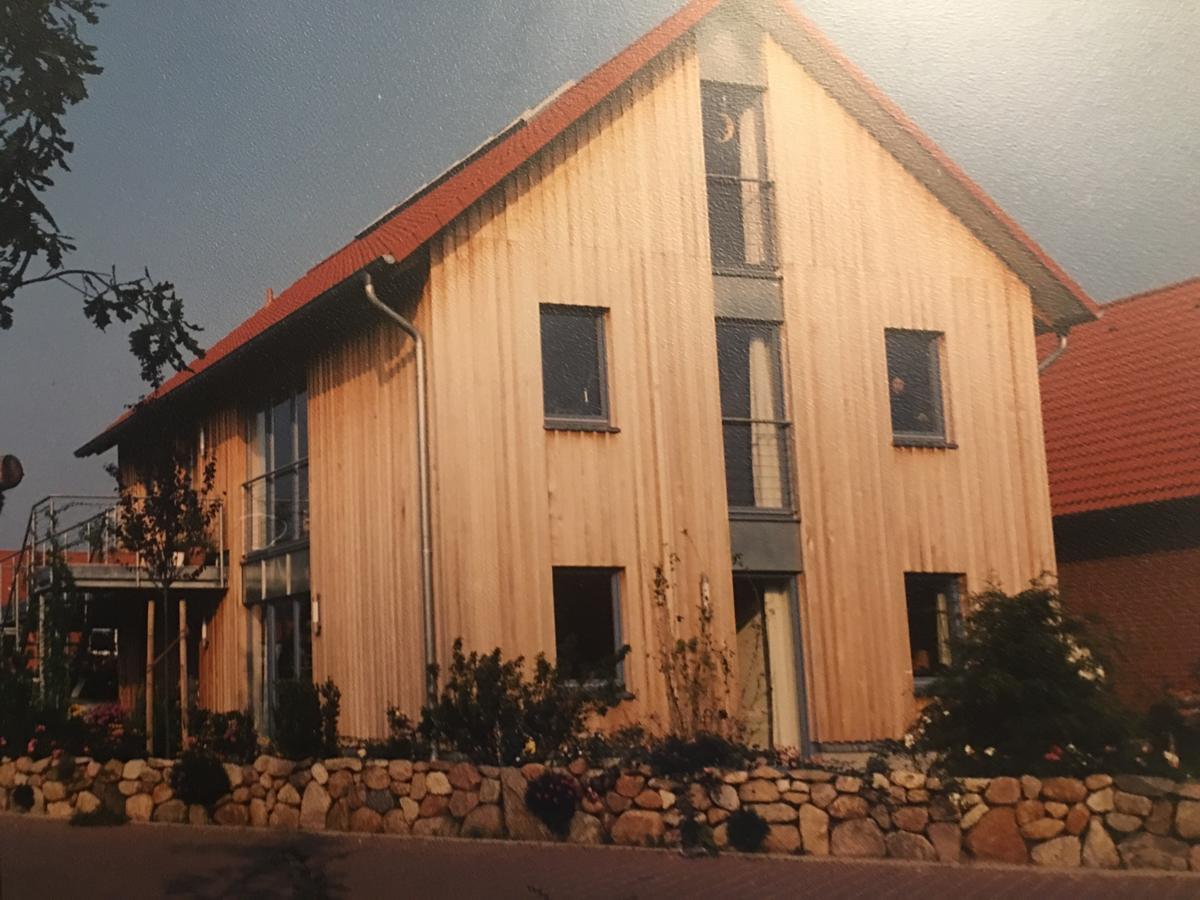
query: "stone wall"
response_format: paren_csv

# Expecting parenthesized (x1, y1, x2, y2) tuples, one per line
(2, 754, 1199, 872)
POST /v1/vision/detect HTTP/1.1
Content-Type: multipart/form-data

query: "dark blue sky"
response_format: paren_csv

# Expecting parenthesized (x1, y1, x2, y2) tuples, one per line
(2, 0, 1197, 544)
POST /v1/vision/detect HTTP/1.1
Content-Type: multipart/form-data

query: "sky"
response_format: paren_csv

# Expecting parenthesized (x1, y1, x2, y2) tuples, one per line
(1, 0, 1197, 546)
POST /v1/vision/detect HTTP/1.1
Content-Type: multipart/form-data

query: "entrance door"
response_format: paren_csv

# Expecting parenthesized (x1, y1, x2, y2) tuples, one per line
(260, 594, 312, 734)
(734, 575, 806, 750)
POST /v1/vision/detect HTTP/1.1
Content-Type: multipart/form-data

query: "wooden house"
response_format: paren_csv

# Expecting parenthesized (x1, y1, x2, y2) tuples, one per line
(61, 0, 1097, 748)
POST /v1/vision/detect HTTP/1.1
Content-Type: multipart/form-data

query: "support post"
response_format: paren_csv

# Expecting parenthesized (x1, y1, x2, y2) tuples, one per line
(145, 597, 155, 754)
(178, 598, 188, 745)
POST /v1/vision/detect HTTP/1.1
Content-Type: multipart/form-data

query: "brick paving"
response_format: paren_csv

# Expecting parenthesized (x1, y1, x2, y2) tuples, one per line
(0, 815, 1197, 899)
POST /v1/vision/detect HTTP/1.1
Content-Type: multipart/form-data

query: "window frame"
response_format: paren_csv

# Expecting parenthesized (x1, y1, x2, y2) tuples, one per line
(903, 571, 964, 696)
(539, 304, 615, 432)
(550, 566, 626, 689)
(885, 328, 952, 448)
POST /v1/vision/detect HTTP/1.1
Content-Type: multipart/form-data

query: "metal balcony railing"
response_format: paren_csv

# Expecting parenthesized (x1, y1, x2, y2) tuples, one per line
(242, 461, 309, 558)
(722, 418, 794, 514)
(707, 175, 777, 274)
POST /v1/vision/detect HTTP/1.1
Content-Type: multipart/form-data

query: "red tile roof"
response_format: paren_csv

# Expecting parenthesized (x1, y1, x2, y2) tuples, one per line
(1041, 276, 1200, 517)
(78, 0, 1098, 456)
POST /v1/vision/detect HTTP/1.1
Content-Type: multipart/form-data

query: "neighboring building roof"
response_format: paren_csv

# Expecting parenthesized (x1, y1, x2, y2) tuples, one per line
(1041, 276, 1200, 517)
(78, 0, 1099, 457)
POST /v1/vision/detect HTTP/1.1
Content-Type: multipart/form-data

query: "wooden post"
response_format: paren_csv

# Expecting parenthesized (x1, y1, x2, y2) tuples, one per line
(145, 597, 155, 754)
(178, 598, 188, 745)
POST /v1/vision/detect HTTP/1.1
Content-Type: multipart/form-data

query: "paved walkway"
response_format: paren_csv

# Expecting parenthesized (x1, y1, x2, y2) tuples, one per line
(0, 815, 1197, 899)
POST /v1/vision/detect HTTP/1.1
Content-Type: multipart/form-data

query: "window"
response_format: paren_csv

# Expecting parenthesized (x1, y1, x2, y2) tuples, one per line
(540, 305, 610, 427)
(702, 82, 775, 272)
(552, 568, 623, 683)
(885, 329, 947, 444)
(905, 573, 962, 688)
(717, 320, 792, 511)
(734, 575, 805, 749)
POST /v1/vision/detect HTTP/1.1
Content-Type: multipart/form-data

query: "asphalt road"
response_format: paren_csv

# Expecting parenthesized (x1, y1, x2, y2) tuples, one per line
(1, 815, 1198, 899)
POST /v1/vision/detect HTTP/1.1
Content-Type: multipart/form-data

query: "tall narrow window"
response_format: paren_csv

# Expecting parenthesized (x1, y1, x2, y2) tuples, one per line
(552, 568, 623, 684)
(540, 305, 610, 427)
(702, 82, 775, 272)
(717, 320, 791, 511)
(905, 573, 962, 688)
(886, 329, 947, 444)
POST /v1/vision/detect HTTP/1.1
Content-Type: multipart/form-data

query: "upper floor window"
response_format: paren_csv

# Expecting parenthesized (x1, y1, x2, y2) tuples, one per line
(702, 82, 775, 273)
(245, 388, 309, 558)
(886, 329, 947, 445)
(717, 320, 792, 512)
(540, 305, 610, 429)
(905, 572, 962, 691)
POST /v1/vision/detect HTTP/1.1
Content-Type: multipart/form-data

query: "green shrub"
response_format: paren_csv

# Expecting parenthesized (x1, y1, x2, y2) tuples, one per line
(726, 808, 769, 852)
(10, 784, 34, 812)
(272, 680, 337, 759)
(647, 732, 747, 776)
(0, 656, 34, 754)
(170, 748, 230, 807)
(319, 679, 341, 757)
(1144, 698, 1200, 775)
(680, 816, 718, 857)
(383, 709, 431, 760)
(191, 708, 259, 762)
(524, 771, 579, 837)
(915, 585, 1132, 775)
(417, 639, 628, 765)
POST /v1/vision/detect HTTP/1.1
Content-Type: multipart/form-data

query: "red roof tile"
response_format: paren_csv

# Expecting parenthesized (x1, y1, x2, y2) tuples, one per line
(78, 0, 1098, 456)
(1041, 277, 1200, 517)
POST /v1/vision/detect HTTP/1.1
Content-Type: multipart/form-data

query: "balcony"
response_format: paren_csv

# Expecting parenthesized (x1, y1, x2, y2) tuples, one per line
(707, 175, 777, 275)
(723, 418, 793, 515)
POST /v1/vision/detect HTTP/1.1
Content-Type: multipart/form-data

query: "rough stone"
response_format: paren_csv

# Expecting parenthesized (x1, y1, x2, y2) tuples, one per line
(723, 770, 749, 785)
(634, 789, 662, 810)
(965, 807, 1028, 865)
(830, 818, 886, 858)
(426, 771, 452, 796)
(929, 794, 959, 823)
(519, 763, 544, 782)
(327, 769, 354, 800)
(118, 780, 140, 797)
(448, 762, 482, 791)
(907, 789, 930, 804)
(890, 771, 925, 790)
(1144, 798, 1172, 836)
(249, 798, 268, 827)
(74, 791, 101, 815)
(1015, 800, 1045, 826)
(1113, 790, 1153, 817)
(153, 799, 187, 824)
(410, 773, 427, 801)
(763, 824, 802, 854)
(349, 807, 382, 834)
(1112, 775, 1173, 798)
(1031, 835, 1081, 868)
(299, 781, 332, 829)
(606, 792, 631, 813)
(269, 805, 300, 830)
(711, 783, 740, 812)
(381, 809, 410, 835)
(611, 810, 666, 847)
(886, 831, 937, 861)
(412, 816, 459, 838)
(752, 802, 797, 824)
(834, 775, 862, 793)
(265, 757, 296, 778)
(1082, 819, 1120, 869)
(449, 790, 479, 819)
(615, 773, 645, 798)
(567, 811, 605, 845)
(928, 821, 962, 863)
(189, 804, 210, 826)
(324, 798, 349, 830)
(809, 783, 838, 809)
(870, 804, 891, 831)
(501, 768, 554, 842)
(42, 780, 67, 802)
(1105, 812, 1142, 833)
(308, 762, 328, 785)
(738, 780, 779, 803)
(1086, 788, 1114, 813)
(1020, 775, 1042, 799)
(324, 757, 361, 773)
(419, 794, 449, 818)
(213, 801, 249, 827)
(1064, 804, 1090, 836)
(1118, 832, 1191, 871)
(985, 777, 1022, 806)
(388, 760, 413, 782)
(459, 803, 504, 839)
(960, 803, 988, 830)
(125, 793, 154, 822)
(1190, 845, 1200, 872)
(1084, 774, 1113, 791)
(1041, 778, 1087, 804)
(480, 778, 501, 805)
(1177, 800, 1200, 839)
(122, 759, 147, 780)
(363, 766, 390, 791)
(398, 797, 420, 824)
(1044, 801, 1069, 819)
(1020, 817, 1065, 840)
(277, 782, 301, 806)
(892, 805, 929, 833)
(1177, 783, 1200, 801)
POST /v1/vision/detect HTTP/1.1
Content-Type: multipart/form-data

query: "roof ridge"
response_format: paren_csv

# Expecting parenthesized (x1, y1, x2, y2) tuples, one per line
(1101, 274, 1200, 308)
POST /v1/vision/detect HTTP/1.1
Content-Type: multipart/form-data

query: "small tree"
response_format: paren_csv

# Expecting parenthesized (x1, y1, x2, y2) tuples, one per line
(915, 583, 1132, 775)
(107, 450, 219, 754)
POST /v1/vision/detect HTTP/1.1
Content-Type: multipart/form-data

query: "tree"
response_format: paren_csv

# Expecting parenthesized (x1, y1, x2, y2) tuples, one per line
(1, 0, 201, 387)
(107, 451, 220, 753)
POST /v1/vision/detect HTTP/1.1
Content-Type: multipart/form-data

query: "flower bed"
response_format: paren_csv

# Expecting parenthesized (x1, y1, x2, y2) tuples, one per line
(1, 754, 1198, 872)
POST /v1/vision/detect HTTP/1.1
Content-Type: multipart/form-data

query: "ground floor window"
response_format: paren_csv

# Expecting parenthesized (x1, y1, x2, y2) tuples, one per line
(252, 593, 312, 734)
(733, 574, 805, 750)
(551, 568, 623, 684)
(905, 572, 963, 688)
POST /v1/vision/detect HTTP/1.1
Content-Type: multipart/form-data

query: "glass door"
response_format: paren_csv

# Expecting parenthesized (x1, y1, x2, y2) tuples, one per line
(260, 594, 312, 735)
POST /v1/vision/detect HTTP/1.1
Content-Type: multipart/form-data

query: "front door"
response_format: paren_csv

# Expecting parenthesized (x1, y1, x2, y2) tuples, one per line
(734, 575, 807, 751)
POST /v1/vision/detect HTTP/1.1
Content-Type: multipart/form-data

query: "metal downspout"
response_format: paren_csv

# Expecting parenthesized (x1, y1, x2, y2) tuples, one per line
(1038, 333, 1069, 374)
(362, 272, 438, 710)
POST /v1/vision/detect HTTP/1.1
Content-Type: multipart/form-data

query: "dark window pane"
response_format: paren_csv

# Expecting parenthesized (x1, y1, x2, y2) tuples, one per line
(553, 569, 619, 682)
(296, 391, 308, 461)
(541, 307, 606, 420)
(270, 396, 295, 469)
(905, 573, 959, 678)
(886, 330, 944, 438)
(702, 83, 765, 179)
